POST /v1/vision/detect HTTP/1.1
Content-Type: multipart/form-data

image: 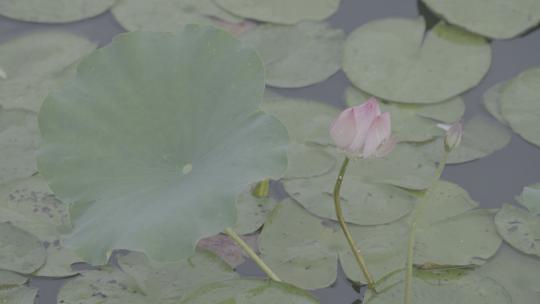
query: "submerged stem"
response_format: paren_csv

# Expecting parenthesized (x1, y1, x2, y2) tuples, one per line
(224, 227, 281, 282)
(403, 151, 449, 304)
(333, 157, 377, 291)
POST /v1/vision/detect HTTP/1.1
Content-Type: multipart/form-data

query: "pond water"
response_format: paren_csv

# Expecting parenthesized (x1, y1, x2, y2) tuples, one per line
(1, 0, 540, 303)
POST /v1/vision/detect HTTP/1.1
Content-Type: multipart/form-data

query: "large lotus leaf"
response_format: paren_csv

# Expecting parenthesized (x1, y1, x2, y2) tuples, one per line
(262, 95, 339, 145)
(283, 170, 416, 226)
(421, 0, 540, 39)
(233, 190, 278, 234)
(517, 183, 540, 216)
(500, 67, 540, 147)
(117, 249, 238, 303)
(112, 0, 242, 32)
(483, 81, 510, 125)
(283, 142, 336, 179)
(0, 286, 38, 304)
(37, 27, 289, 265)
(420, 115, 511, 164)
(477, 246, 540, 304)
(364, 273, 510, 304)
(0, 175, 82, 277)
(214, 0, 340, 24)
(180, 278, 320, 304)
(0, 271, 27, 287)
(495, 204, 540, 257)
(0, 108, 39, 184)
(57, 267, 148, 304)
(0, 222, 46, 274)
(0, 32, 96, 112)
(343, 17, 491, 104)
(345, 86, 464, 142)
(0, 0, 116, 23)
(241, 22, 344, 88)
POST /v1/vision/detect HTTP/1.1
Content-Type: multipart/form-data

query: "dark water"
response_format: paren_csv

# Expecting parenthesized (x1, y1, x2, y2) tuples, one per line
(1, 0, 540, 303)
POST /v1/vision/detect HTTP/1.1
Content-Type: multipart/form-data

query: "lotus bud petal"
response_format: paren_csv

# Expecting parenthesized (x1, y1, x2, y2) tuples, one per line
(363, 112, 392, 158)
(443, 121, 463, 152)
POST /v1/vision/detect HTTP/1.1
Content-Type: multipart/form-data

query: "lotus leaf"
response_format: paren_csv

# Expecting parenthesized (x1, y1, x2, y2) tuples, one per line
(483, 81, 510, 125)
(500, 66, 540, 147)
(421, 0, 540, 39)
(0, 222, 46, 274)
(241, 22, 345, 88)
(112, 0, 242, 32)
(0, 175, 82, 277)
(0, 0, 116, 23)
(477, 246, 540, 304)
(495, 204, 540, 257)
(0, 108, 39, 184)
(117, 250, 238, 302)
(343, 17, 491, 104)
(37, 27, 289, 265)
(0, 32, 96, 112)
(214, 0, 340, 24)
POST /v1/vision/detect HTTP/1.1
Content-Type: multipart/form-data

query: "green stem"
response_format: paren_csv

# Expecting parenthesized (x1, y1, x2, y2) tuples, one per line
(334, 157, 377, 291)
(403, 151, 449, 304)
(224, 227, 281, 282)
(252, 179, 270, 198)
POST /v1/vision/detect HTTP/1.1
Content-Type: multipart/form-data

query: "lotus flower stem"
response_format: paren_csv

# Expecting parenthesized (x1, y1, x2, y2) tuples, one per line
(224, 227, 282, 282)
(403, 151, 449, 304)
(333, 157, 377, 291)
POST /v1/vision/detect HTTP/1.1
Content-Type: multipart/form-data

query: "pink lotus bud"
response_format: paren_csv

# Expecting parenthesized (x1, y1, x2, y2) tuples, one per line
(330, 98, 394, 158)
(444, 121, 463, 151)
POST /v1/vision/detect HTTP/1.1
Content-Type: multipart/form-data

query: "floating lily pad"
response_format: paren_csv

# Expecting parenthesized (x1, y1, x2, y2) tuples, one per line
(0, 286, 38, 304)
(0, 175, 82, 277)
(343, 17, 491, 104)
(117, 250, 238, 302)
(233, 190, 278, 234)
(262, 95, 339, 145)
(57, 267, 148, 304)
(483, 81, 510, 125)
(0, 0, 116, 23)
(421, 0, 540, 39)
(197, 234, 258, 268)
(214, 0, 341, 24)
(365, 273, 510, 304)
(415, 209, 502, 267)
(0, 222, 46, 274)
(500, 67, 540, 147)
(37, 27, 289, 265)
(181, 278, 320, 304)
(345, 86, 464, 142)
(420, 115, 511, 164)
(0, 32, 96, 112)
(477, 246, 540, 304)
(283, 170, 416, 226)
(241, 22, 344, 88)
(0, 270, 27, 287)
(347, 144, 438, 190)
(283, 142, 336, 179)
(0, 108, 40, 184)
(495, 204, 540, 257)
(112, 0, 242, 32)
